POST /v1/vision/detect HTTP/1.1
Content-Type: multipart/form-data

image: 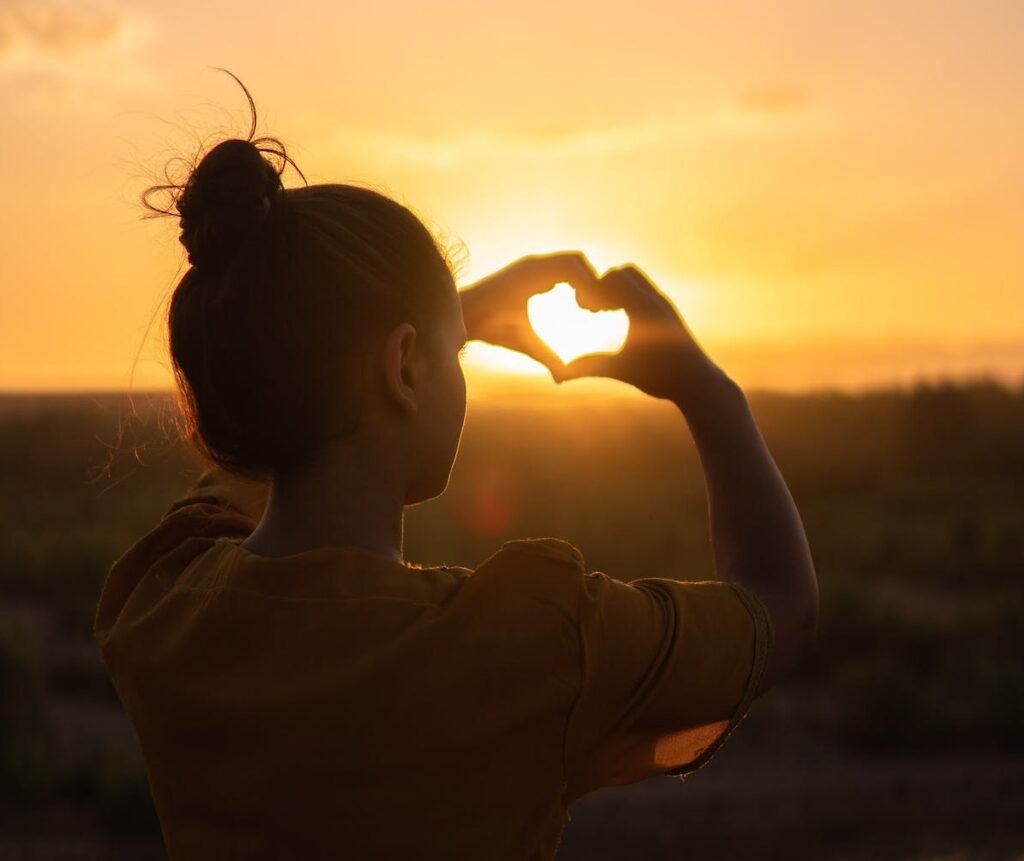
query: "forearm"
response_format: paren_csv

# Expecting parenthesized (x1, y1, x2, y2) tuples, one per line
(673, 369, 819, 689)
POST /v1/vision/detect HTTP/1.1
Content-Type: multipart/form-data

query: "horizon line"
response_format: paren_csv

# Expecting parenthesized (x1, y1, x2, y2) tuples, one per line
(3, 371, 1023, 401)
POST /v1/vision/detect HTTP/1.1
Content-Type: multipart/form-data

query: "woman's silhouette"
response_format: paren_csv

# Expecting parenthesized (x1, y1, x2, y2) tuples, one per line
(94, 78, 818, 860)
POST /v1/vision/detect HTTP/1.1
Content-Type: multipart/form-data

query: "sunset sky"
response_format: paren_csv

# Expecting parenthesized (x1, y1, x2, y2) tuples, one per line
(1, 0, 1022, 393)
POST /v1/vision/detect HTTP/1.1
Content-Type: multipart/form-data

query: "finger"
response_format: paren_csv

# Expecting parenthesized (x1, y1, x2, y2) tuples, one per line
(559, 352, 618, 382)
(620, 265, 677, 313)
(620, 265, 657, 292)
(529, 251, 600, 292)
(517, 331, 567, 381)
(573, 267, 650, 315)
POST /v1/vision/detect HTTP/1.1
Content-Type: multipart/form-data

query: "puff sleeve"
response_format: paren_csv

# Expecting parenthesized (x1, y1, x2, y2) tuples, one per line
(564, 571, 773, 800)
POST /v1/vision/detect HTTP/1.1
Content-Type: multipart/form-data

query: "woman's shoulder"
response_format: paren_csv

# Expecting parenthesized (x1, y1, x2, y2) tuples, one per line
(453, 536, 587, 619)
(496, 537, 585, 568)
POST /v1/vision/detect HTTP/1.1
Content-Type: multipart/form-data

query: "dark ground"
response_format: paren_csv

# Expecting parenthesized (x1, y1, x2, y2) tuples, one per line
(3, 740, 1023, 860)
(2, 386, 1024, 859)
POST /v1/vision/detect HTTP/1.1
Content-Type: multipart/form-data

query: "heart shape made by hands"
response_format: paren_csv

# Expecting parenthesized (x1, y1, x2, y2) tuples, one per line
(527, 282, 629, 365)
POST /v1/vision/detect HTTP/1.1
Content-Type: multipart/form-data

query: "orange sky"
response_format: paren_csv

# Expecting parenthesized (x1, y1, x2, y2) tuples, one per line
(1, 0, 1023, 393)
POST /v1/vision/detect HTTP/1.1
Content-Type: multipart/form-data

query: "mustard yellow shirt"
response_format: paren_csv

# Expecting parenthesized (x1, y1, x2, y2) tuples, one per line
(94, 466, 772, 860)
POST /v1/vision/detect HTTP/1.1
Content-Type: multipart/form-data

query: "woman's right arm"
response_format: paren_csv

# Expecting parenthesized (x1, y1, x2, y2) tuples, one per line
(672, 363, 818, 693)
(560, 265, 819, 694)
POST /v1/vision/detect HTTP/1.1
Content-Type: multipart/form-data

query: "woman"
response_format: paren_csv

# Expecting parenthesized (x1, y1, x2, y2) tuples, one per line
(94, 84, 818, 860)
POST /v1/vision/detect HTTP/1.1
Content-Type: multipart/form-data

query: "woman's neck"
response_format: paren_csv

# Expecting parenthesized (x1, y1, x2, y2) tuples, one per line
(240, 438, 407, 563)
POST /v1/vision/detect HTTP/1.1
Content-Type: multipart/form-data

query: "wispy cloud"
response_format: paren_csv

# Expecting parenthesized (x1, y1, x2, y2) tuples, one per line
(0, 0, 159, 105)
(339, 120, 698, 168)
(337, 88, 836, 168)
(716, 87, 835, 136)
(733, 87, 810, 115)
(0, 0, 119, 53)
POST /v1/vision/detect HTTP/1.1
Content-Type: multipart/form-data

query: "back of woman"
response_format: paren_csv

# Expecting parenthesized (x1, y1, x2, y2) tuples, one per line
(95, 77, 818, 860)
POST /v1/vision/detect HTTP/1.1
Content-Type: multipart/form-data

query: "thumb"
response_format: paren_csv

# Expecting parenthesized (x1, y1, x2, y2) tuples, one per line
(559, 352, 618, 382)
(517, 330, 568, 382)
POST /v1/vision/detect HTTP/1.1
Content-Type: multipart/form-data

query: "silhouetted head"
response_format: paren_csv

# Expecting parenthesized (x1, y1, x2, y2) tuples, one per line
(148, 83, 466, 504)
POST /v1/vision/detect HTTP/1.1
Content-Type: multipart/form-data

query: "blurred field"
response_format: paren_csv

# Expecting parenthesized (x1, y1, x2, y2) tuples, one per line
(1, 380, 1023, 859)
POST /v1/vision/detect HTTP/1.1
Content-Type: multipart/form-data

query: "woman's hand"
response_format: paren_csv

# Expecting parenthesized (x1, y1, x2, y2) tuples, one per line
(559, 264, 729, 406)
(459, 251, 600, 381)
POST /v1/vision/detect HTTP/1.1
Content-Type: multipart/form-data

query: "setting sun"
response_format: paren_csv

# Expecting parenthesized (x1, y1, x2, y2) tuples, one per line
(1, 0, 1023, 395)
(527, 283, 630, 364)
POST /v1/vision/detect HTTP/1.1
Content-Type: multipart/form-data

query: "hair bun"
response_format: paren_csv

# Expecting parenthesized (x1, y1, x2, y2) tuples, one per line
(176, 138, 283, 271)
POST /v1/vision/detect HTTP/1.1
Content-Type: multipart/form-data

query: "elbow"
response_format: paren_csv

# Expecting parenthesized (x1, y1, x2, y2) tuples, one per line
(751, 574, 819, 694)
(782, 598, 819, 686)
(783, 575, 820, 669)
(804, 586, 820, 651)
(794, 575, 820, 656)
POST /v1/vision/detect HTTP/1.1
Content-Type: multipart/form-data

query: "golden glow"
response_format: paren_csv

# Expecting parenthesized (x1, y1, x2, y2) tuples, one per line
(527, 283, 629, 364)
(461, 342, 544, 376)
(458, 237, 635, 375)
(1, 3, 1022, 392)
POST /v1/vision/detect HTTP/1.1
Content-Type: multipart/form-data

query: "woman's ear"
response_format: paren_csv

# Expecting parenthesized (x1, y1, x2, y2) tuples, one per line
(383, 322, 421, 416)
